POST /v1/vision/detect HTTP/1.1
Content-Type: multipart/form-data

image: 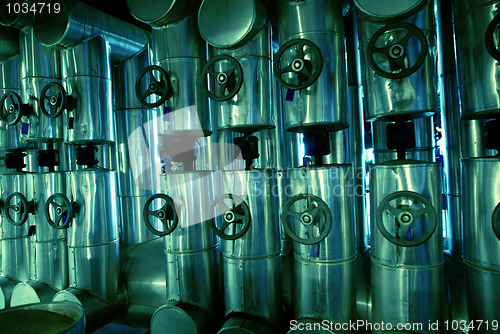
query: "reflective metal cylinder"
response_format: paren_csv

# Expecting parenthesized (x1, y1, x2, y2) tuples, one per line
(67, 169, 120, 302)
(283, 165, 357, 324)
(462, 158, 500, 271)
(20, 27, 63, 143)
(148, 16, 211, 135)
(357, 1, 438, 121)
(455, 0, 500, 119)
(113, 49, 163, 245)
(31, 172, 68, 290)
(276, 0, 348, 133)
(0, 55, 24, 150)
(61, 37, 115, 144)
(0, 173, 33, 281)
(34, 0, 149, 62)
(216, 169, 282, 327)
(370, 160, 443, 267)
(371, 260, 448, 333)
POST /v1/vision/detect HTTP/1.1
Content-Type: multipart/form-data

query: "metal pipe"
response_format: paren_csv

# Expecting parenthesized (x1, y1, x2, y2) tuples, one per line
(33, 0, 149, 63)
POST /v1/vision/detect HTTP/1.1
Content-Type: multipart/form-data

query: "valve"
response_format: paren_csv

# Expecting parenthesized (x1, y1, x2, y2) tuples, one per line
(485, 14, 500, 62)
(40, 82, 74, 118)
(376, 191, 437, 247)
(209, 194, 251, 240)
(282, 194, 332, 245)
(492, 203, 500, 241)
(202, 55, 244, 101)
(45, 193, 74, 229)
(4, 192, 34, 226)
(143, 194, 178, 236)
(274, 38, 323, 90)
(0, 91, 28, 125)
(135, 65, 173, 108)
(367, 22, 428, 79)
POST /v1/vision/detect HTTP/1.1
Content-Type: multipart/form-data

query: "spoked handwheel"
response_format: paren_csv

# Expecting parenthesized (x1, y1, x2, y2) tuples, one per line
(274, 38, 323, 90)
(135, 65, 173, 108)
(0, 91, 28, 125)
(376, 191, 437, 247)
(4, 192, 34, 226)
(40, 82, 74, 118)
(367, 22, 428, 79)
(45, 193, 74, 229)
(202, 55, 244, 101)
(209, 194, 251, 240)
(282, 194, 332, 245)
(143, 194, 179, 236)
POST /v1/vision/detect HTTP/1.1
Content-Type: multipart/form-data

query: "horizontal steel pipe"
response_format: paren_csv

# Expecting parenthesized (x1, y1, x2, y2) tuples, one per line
(33, 0, 149, 62)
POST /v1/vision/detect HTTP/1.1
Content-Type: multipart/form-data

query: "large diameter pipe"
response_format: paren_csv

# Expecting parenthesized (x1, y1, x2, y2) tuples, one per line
(33, 0, 149, 62)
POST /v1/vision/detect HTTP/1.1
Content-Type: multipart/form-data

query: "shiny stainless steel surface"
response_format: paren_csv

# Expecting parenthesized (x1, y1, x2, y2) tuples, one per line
(0, 301, 85, 334)
(127, 0, 201, 27)
(208, 25, 274, 132)
(465, 262, 500, 334)
(20, 27, 60, 79)
(0, 55, 23, 150)
(121, 239, 167, 328)
(358, 3, 438, 121)
(198, 0, 267, 48)
(113, 49, 163, 245)
(354, 0, 429, 21)
(62, 37, 114, 144)
(32, 172, 68, 289)
(0, 26, 20, 61)
(219, 315, 280, 334)
(277, 0, 348, 132)
(462, 158, 500, 270)
(150, 302, 219, 334)
(460, 119, 497, 158)
(455, 1, 500, 118)
(34, 0, 149, 62)
(294, 258, 356, 325)
(10, 281, 58, 306)
(284, 166, 357, 261)
(370, 160, 443, 267)
(0, 276, 19, 309)
(371, 260, 448, 334)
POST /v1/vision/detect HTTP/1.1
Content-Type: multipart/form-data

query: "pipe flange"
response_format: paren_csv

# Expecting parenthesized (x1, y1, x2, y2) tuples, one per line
(282, 194, 332, 245)
(274, 38, 323, 90)
(135, 65, 173, 108)
(143, 194, 178, 236)
(209, 194, 251, 240)
(0, 91, 26, 125)
(45, 193, 74, 229)
(202, 55, 244, 101)
(40, 82, 73, 118)
(376, 190, 437, 247)
(492, 203, 500, 241)
(367, 22, 428, 79)
(5, 192, 33, 226)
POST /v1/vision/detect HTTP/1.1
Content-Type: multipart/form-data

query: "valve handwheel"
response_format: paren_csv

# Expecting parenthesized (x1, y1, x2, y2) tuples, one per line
(376, 191, 437, 247)
(485, 14, 500, 62)
(5, 192, 32, 226)
(282, 194, 332, 245)
(492, 203, 500, 241)
(367, 22, 428, 79)
(45, 193, 74, 229)
(202, 55, 244, 101)
(135, 65, 172, 108)
(40, 82, 71, 118)
(209, 194, 251, 240)
(143, 194, 178, 236)
(0, 91, 26, 125)
(274, 39, 323, 90)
